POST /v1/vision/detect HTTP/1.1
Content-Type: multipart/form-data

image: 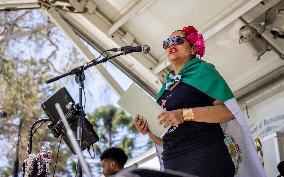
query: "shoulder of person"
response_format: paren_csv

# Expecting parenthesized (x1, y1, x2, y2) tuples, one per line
(198, 60, 219, 74)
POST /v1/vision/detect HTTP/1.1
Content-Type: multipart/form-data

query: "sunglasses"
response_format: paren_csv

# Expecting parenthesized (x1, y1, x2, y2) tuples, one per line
(162, 36, 187, 49)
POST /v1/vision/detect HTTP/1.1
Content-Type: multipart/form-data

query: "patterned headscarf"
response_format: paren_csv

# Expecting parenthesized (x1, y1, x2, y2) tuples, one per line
(181, 26, 205, 57)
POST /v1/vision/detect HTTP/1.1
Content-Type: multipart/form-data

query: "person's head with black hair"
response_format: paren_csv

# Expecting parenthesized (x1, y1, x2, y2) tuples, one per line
(278, 161, 284, 177)
(100, 147, 128, 176)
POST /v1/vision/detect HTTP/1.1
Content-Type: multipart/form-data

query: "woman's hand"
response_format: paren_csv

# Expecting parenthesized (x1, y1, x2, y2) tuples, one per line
(135, 114, 164, 146)
(134, 114, 149, 135)
(158, 109, 184, 128)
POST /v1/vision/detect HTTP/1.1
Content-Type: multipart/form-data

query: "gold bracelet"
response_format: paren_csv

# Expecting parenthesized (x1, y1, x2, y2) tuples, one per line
(183, 108, 195, 121)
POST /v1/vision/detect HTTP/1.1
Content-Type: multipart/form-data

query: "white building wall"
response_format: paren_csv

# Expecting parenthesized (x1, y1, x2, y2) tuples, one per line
(244, 90, 284, 139)
(242, 89, 284, 177)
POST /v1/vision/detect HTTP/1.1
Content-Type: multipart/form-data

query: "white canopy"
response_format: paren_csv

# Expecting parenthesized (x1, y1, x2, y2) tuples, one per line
(1, 0, 284, 106)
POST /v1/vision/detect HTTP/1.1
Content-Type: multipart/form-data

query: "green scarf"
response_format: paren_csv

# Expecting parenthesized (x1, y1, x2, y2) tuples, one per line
(157, 57, 234, 103)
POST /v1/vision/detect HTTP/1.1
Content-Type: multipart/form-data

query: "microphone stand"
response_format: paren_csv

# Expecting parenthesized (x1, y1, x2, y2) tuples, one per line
(13, 119, 23, 177)
(45, 52, 125, 177)
(27, 118, 51, 155)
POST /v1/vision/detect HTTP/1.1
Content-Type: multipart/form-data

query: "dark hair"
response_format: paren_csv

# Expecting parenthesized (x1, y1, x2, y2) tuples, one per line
(100, 147, 128, 168)
(278, 161, 284, 176)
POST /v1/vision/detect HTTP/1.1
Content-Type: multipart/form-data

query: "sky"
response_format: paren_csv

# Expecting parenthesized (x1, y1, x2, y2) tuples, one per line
(62, 42, 134, 114)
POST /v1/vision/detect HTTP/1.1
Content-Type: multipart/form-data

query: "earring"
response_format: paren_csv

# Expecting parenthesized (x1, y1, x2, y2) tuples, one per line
(165, 59, 168, 67)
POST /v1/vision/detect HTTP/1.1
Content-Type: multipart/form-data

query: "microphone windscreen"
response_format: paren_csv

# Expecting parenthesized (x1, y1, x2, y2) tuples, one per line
(23, 154, 47, 177)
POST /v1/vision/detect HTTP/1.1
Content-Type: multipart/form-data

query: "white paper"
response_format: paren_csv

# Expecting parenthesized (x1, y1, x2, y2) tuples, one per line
(117, 83, 168, 138)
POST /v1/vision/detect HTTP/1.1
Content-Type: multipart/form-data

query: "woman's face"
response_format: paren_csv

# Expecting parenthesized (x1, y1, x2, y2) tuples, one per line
(164, 31, 193, 65)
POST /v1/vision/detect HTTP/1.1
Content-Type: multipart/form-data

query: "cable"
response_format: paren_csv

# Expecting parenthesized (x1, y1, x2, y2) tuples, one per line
(83, 88, 86, 112)
(87, 145, 95, 159)
(53, 136, 63, 177)
(75, 162, 78, 177)
(32, 121, 46, 135)
(95, 50, 109, 61)
(28, 118, 50, 154)
(261, 6, 274, 33)
(245, 105, 250, 119)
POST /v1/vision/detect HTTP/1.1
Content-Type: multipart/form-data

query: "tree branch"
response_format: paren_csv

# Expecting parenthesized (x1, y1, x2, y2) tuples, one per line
(37, 31, 63, 74)
(10, 11, 31, 33)
(0, 23, 55, 44)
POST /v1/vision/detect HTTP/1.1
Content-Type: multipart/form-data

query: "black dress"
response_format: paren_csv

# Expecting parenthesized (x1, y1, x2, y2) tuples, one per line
(157, 82, 235, 177)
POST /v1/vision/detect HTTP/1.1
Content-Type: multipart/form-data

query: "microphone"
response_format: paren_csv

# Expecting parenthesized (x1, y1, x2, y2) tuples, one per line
(110, 45, 150, 54)
(0, 110, 7, 118)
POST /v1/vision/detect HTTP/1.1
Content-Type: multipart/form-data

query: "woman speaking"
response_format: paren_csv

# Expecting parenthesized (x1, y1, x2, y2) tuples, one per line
(134, 25, 266, 177)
